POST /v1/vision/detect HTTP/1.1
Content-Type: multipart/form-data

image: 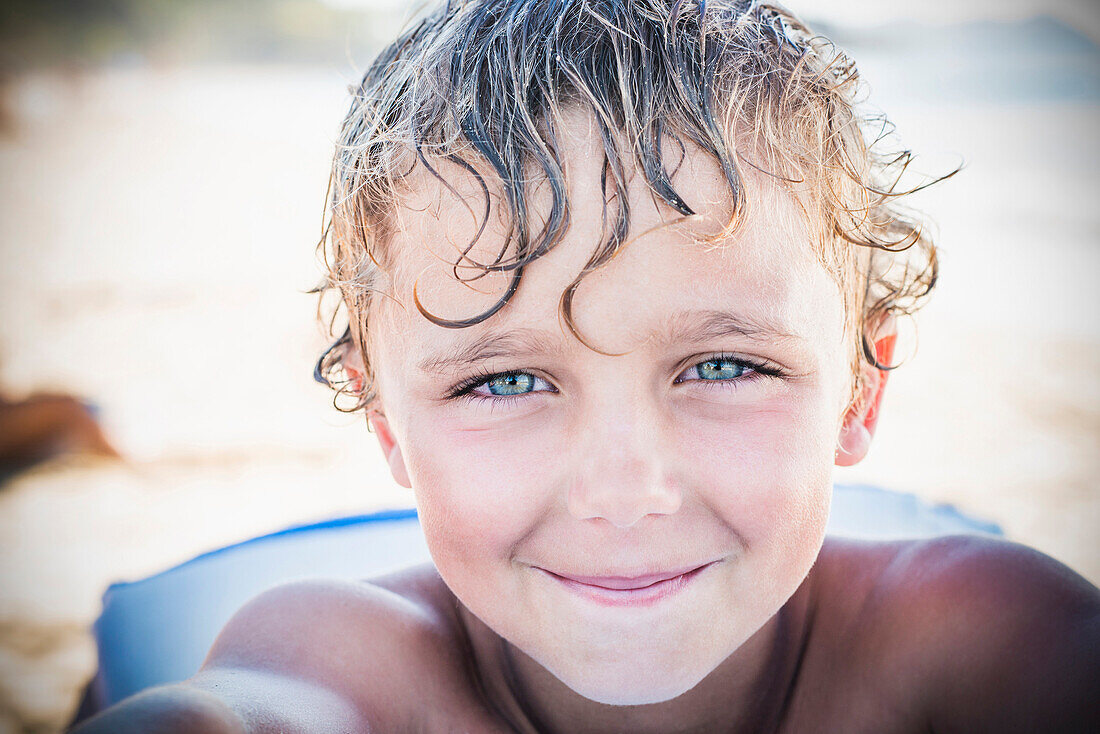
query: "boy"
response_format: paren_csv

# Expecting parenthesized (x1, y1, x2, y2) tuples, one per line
(74, 1, 1099, 731)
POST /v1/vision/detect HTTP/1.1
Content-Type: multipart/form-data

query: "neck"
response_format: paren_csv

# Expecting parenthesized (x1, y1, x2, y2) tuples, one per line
(457, 578, 816, 734)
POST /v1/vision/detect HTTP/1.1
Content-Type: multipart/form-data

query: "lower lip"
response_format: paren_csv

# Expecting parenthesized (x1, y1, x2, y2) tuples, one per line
(539, 563, 714, 608)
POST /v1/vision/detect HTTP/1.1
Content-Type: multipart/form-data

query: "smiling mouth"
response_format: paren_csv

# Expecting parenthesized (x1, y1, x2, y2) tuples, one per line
(537, 562, 717, 607)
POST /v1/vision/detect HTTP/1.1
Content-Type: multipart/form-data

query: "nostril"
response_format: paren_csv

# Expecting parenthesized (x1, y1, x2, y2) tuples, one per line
(650, 482, 683, 515)
(566, 478, 682, 527)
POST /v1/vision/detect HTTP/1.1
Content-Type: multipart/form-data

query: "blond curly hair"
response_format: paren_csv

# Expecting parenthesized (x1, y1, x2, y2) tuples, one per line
(313, 0, 951, 411)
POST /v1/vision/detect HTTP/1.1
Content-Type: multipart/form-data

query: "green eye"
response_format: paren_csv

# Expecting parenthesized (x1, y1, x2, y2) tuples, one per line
(695, 358, 749, 380)
(485, 373, 536, 396)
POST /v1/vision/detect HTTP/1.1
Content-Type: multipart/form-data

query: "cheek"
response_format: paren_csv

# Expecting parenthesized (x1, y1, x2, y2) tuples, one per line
(401, 414, 564, 586)
(682, 390, 836, 560)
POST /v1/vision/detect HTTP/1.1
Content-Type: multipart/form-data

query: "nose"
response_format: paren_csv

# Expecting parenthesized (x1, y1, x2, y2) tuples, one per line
(566, 405, 682, 528)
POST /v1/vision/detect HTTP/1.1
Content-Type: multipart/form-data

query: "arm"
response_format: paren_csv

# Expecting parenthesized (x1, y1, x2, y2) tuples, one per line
(69, 668, 367, 734)
(72, 580, 379, 734)
(69, 681, 246, 734)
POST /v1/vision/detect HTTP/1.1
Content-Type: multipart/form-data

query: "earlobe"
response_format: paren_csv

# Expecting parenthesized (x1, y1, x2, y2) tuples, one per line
(835, 419, 872, 466)
(368, 412, 412, 489)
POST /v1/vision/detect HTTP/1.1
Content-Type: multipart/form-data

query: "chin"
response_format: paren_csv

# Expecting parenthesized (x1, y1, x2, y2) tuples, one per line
(552, 659, 711, 706)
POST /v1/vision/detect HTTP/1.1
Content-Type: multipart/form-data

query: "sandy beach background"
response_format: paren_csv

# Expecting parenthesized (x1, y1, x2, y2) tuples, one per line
(1, 2, 1098, 731)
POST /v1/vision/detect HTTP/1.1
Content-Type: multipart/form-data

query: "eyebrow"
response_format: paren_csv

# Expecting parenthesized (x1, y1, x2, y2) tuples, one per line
(417, 328, 562, 374)
(416, 308, 801, 374)
(657, 308, 802, 347)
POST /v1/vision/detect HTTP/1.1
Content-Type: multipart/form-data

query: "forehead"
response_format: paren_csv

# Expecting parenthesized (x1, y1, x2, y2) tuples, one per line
(372, 117, 844, 358)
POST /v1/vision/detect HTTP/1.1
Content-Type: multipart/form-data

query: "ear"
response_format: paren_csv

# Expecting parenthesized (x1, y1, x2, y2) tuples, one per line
(342, 342, 366, 395)
(835, 331, 897, 467)
(368, 411, 412, 488)
(343, 338, 411, 488)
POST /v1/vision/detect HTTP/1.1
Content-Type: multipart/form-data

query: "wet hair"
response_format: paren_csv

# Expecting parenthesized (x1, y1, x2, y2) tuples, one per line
(313, 0, 952, 411)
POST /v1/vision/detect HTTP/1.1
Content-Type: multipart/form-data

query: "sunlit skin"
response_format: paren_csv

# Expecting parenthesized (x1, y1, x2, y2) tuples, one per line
(364, 117, 854, 722)
(72, 116, 1100, 734)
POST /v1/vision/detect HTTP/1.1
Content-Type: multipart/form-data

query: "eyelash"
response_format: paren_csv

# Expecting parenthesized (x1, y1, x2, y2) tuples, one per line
(445, 354, 784, 404)
(445, 368, 551, 405)
(674, 354, 783, 386)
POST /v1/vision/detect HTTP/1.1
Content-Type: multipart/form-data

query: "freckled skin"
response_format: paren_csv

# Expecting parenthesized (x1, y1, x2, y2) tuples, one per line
(73, 122, 1100, 734)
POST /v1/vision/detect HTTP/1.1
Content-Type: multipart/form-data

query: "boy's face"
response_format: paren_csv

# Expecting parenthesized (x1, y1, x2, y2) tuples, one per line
(366, 119, 865, 704)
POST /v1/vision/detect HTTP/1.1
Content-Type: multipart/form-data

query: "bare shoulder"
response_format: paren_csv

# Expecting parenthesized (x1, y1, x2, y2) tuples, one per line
(815, 535, 1100, 733)
(194, 564, 489, 732)
(76, 565, 494, 733)
(203, 566, 453, 678)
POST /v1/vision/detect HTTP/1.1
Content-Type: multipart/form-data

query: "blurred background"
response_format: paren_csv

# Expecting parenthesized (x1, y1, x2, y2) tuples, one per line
(0, 0, 1097, 730)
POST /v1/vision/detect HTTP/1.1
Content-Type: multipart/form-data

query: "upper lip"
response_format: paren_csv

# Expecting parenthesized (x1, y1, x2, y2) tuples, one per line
(542, 563, 714, 590)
